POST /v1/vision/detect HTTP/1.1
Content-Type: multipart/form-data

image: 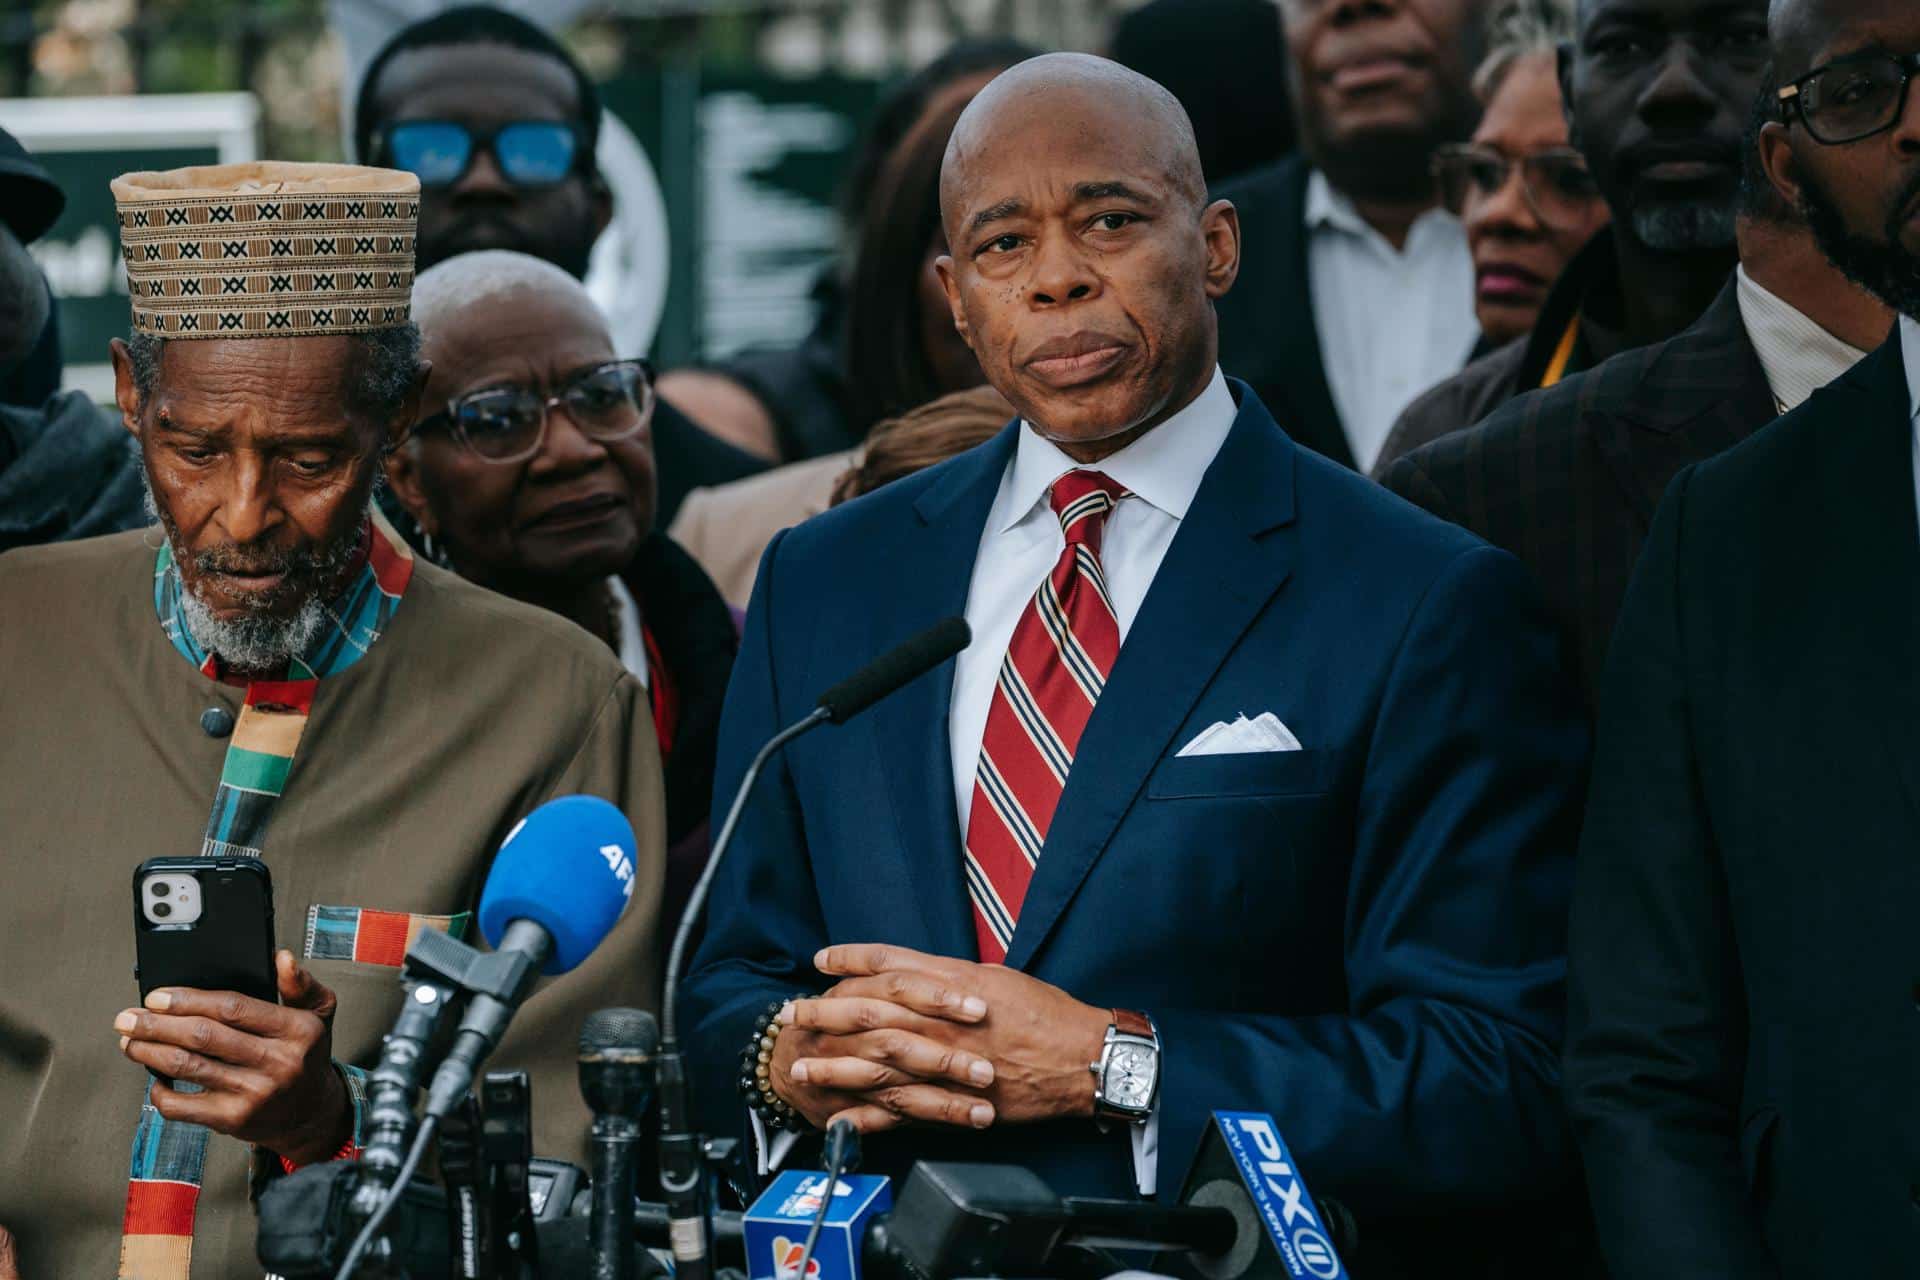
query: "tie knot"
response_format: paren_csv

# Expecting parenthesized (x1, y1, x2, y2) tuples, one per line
(1048, 470, 1127, 543)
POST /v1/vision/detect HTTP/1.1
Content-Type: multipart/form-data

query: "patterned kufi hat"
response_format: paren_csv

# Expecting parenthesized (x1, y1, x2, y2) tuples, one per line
(112, 161, 418, 339)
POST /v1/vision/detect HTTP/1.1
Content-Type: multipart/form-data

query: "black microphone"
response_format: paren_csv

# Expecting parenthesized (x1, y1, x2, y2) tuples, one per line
(655, 617, 973, 1280)
(579, 1008, 660, 1280)
(815, 616, 972, 724)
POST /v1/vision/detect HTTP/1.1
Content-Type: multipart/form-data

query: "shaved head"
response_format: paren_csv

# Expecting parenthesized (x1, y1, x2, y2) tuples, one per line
(1768, 0, 1838, 79)
(413, 249, 604, 350)
(940, 53, 1206, 240)
(931, 53, 1239, 458)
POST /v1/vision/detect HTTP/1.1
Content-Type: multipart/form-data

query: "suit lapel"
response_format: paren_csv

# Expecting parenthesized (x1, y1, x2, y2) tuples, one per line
(1003, 390, 1299, 970)
(1585, 283, 1775, 529)
(1819, 337, 1920, 828)
(865, 426, 1020, 960)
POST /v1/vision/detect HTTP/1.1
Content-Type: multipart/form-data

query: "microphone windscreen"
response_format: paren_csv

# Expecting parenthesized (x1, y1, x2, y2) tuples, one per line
(816, 616, 971, 724)
(580, 1006, 661, 1057)
(479, 795, 637, 975)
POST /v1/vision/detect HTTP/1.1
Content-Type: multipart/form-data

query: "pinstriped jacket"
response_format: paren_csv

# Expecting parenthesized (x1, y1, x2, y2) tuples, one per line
(1381, 281, 1778, 706)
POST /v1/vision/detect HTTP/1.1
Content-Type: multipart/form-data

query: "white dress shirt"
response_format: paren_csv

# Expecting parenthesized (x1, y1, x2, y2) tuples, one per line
(1903, 316, 1920, 529)
(1305, 170, 1478, 473)
(1735, 265, 1869, 413)
(949, 366, 1240, 836)
(755, 369, 1240, 1192)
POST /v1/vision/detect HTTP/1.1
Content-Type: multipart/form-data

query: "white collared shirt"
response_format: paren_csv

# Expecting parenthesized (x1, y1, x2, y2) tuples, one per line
(949, 366, 1239, 836)
(1735, 265, 1870, 413)
(1903, 316, 1920, 530)
(1304, 170, 1478, 472)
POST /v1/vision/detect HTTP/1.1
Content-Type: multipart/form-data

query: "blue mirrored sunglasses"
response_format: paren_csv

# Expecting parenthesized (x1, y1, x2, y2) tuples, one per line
(381, 120, 581, 189)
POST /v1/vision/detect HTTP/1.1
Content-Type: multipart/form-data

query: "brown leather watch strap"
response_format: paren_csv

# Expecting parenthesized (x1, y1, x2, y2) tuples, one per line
(1112, 1008, 1153, 1038)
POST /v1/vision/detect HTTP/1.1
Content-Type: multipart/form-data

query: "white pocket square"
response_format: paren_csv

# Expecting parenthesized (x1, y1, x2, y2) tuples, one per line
(1175, 712, 1303, 757)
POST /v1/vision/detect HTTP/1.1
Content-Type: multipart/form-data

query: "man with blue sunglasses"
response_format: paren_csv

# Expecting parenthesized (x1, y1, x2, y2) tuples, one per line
(354, 5, 610, 278)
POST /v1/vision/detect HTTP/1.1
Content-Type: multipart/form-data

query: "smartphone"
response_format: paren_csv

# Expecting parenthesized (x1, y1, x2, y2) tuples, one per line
(132, 856, 278, 1005)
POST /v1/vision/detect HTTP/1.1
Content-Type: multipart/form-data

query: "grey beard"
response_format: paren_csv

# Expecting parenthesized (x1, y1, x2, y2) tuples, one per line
(142, 471, 367, 675)
(1631, 200, 1739, 253)
(175, 584, 330, 674)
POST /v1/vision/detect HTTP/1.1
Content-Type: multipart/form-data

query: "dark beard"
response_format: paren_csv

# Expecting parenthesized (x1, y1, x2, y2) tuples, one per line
(1799, 163, 1920, 322)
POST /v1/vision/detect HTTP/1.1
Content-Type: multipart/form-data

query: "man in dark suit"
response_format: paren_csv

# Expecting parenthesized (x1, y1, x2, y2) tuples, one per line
(1381, 88, 1889, 704)
(1565, 0, 1920, 1269)
(1374, 0, 1773, 474)
(1211, 0, 1485, 471)
(683, 53, 1588, 1266)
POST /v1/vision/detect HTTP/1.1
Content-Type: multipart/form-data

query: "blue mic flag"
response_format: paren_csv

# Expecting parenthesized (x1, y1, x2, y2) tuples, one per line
(744, 1170, 893, 1280)
(478, 794, 637, 974)
(1208, 1111, 1348, 1279)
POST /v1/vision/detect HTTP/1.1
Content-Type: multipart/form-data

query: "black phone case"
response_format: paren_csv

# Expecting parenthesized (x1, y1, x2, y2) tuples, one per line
(132, 856, 278, 1004)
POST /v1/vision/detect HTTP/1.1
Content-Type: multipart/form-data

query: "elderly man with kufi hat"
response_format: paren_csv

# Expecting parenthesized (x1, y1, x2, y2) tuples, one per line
(0, 162, 666, 1279)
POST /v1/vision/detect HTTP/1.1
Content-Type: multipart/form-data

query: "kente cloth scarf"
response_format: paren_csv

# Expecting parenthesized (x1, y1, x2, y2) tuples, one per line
(119, 513, 413, 1280)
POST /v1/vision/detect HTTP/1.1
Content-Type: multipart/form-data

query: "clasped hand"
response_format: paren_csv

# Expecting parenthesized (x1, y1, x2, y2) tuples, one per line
(115, 948, 351, 1166)
(768, 944, 1111, 1135)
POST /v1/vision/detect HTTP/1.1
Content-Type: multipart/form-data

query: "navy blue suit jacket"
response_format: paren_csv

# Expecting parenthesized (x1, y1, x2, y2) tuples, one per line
(682, 385, 1587, 1249)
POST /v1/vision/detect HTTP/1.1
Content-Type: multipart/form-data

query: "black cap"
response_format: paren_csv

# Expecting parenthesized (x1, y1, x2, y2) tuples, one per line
(0, 126, 64, 244)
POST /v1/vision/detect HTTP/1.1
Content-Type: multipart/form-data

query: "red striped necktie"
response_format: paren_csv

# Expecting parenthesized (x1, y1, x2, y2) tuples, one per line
(964, 469, 1130, 963)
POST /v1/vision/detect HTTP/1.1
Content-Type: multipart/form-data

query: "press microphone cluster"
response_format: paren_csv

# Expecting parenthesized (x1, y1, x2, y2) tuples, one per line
(265, 621, 976, 1280)
(733, 1110, 1358, 1280)
(655, 616, 974, 1280)
(335, 795, 642, 1278)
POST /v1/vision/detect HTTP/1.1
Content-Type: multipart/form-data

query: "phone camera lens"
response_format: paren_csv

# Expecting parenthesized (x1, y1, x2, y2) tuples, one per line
(150, 881, 171, 897)
(152, 901, 173, 918)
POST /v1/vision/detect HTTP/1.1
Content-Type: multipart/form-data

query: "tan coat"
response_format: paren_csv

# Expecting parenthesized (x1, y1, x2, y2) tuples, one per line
(0, 530, 666, 1279)
(667, 450, 855, 609)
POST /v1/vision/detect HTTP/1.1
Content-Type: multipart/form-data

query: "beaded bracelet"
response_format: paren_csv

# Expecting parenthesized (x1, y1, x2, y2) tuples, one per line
(739, 997, 810, 1133)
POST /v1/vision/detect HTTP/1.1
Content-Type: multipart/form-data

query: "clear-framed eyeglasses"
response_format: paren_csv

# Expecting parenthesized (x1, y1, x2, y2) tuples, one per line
(1432, 143, 1603, 230)
(416, 359, 655, 464)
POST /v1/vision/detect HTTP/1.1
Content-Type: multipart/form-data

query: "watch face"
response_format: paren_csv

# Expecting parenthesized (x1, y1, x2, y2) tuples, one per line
(1107, 1042, 1157, 1109)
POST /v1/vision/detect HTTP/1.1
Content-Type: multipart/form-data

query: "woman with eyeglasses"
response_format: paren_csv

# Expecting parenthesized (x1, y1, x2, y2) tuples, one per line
(1437, 41, 1610, 348)
(386, 249, 739, 937)
(1372, 0, 1610, 476)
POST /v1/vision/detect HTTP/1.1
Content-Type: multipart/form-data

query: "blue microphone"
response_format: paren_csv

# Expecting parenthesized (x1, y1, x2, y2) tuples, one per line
(425, 795, 638, 1119)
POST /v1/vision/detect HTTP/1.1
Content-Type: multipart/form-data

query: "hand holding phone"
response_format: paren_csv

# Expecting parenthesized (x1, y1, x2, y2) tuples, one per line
(124, 859, 353, 1164)
(117, 949, 353, 1165)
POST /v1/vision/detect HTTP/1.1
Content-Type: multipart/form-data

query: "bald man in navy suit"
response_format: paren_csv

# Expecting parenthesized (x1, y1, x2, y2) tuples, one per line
(683, 53, 1589, 1270)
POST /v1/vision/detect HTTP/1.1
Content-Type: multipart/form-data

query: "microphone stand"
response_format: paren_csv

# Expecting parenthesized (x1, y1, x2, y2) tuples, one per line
(657, 706, 832, 1280)
(655, 616, 971, 1280)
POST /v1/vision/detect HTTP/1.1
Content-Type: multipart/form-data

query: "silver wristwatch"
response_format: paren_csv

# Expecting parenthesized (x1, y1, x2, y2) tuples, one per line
(1090, 1008, 1160, 1121)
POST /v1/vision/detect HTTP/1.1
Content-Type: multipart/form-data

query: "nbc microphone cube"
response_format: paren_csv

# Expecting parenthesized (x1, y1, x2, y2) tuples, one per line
(744, 1169, 892, 1280)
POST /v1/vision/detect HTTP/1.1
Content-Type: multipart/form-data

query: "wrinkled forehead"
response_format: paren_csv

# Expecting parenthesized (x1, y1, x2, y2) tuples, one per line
(421, 283, 612, 397)
(376, 42, 579, 127)
(1580, 0, 1766, 39)
(1772, 0, 1920, 78)
(940, 83, 1196, 229)
(147, 336, 379, 436)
